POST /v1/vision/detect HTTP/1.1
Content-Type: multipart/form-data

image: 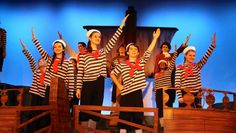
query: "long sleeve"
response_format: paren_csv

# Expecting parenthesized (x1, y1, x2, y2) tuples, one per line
(197, 44, 216, 69)
(76, 54, 85, 91)
(104, 27, 123, 54)
(141, 50, 152, 65)
(168, 51, 177, 72)
(176, 43, 187, 56)
(175, 68, 183, 99)
(23, 49, 37, 73)
(66, 60, 76, 98)
(32, 38, 51, 64)
(0, 28, 6, 50)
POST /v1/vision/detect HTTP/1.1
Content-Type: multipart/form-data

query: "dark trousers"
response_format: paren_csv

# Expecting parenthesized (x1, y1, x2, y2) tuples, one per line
(179, 90, 202, 108)
(0, 48, 4, 72)
(155, 88, 175, 118)
(69, 92, 79, 115)
(111, 83, 116, 103)
(118, 90, 144, 131)
(27, 93, 44, 133)
(80, 76, 104, 122)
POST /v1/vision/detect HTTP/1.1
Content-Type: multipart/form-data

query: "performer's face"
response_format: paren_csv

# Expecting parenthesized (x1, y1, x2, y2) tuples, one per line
(159, 62, 167, 70)
(70, 59, 76, 66)
(162, 45, 170, 53)
(38, 58, 47, 68)
(185, 50, 196, 63)
(53, 42, 64, 55)
(118, 46, 126, 56)
(89, 32, 101, 46)
(78, 44, 85, 52)
(127, 45, 139, 58)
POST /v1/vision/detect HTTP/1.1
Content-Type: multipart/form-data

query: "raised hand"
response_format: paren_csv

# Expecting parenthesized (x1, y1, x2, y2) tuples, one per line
(119, 14, 130, 29)
(20, 39, 26, 50)
(58, 31, 63, 40)
(153, 28, 161, 39)
(32, 28, 36, 40)
(183, 34, 191, 47)
(211, 32, 216, 47)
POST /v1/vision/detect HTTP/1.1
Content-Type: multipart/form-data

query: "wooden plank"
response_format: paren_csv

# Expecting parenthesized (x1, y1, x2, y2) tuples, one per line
(164, 119, 204, 132)
(172, 109, 236, 120)
(205, 120, 236, 133)
(0, 127, 14, 132)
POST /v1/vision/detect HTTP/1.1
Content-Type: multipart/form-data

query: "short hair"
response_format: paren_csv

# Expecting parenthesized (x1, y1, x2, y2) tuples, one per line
(78, 42, 86, 48)
(160, 42, 171, 50)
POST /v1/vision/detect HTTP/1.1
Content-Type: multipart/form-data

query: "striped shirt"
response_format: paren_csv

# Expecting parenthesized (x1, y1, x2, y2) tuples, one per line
(154, 51, 177, 93)
(175, 44, 216, 99)
(111, 51, 152, 96)
(76, 28, 123, 90)
(23, 49, 46, 97)
(33, 39, 75, 97)
(0, 28, 6, 49)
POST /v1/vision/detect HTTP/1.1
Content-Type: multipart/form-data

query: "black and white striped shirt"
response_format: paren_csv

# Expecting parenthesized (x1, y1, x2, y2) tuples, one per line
(111, 51, 152, 96)
(154, 52, 177, 93)
(0, 28, 6, 49)
(33, 39, 75, 97)
(175, 44, 216, 99)
(23, 49, 46, 97)
(76, 28, 123, 90)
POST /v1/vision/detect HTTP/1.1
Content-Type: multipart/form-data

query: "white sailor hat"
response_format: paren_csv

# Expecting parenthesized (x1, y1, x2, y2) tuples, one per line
(183, 46, 196, 54)
(86, 29, 101, 38)
(52, 39, 66, 48)
(126, 43, 135, 51)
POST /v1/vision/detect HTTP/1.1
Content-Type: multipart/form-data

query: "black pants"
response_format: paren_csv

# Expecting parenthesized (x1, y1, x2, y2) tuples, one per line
(179, 90, 202, 108)
(69, 92, 79, 115)
(118, 90, 144, 131)
(155, 88, 175, 118)
(27, 93, 44, 133)
(80, 76, 104, 122)
(111, 82, 117, 103)
(0, 48, 4, 72)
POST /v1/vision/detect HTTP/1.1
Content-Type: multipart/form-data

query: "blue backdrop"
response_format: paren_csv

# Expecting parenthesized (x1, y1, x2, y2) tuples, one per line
(1, 0, 235, 108)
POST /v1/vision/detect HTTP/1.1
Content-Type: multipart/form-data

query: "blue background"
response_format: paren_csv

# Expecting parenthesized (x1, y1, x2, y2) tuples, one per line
(1, 0, 235, 108)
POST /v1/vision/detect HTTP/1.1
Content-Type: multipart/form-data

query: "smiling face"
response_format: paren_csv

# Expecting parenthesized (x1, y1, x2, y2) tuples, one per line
(38, 58, 47, 68)
(53, 42, 64, 55)
(118, 46, 126, 56)
(127, 45, 139, 59)
(78, 43, 85, 52)
(159, 62, 167, 70)
(185, 50, 196, 64)
(89, 32, 101, 46)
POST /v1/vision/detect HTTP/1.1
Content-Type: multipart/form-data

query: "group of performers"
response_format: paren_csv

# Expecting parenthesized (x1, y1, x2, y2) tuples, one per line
(20, 15, 216, 133)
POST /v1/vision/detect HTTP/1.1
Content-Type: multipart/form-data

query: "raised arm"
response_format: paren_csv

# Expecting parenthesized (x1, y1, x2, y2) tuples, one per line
(197, 33, 216, 69)
(176, 34, 191, 55)
(58, 31, 77, 58)
(168, 45, 177, 72)
(20, 39, 37, 73)
(147, 28, 161, 52)
(32, 29, 51, 64)
(104, 14, 129, 54)
(1, 28, 6, 59)
(141, 28, 161, 64)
